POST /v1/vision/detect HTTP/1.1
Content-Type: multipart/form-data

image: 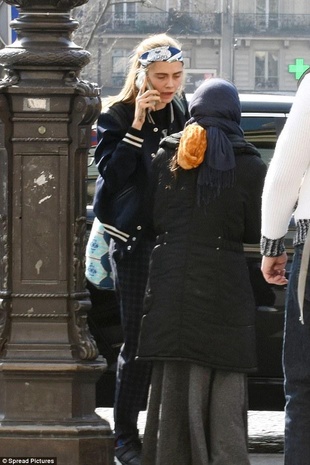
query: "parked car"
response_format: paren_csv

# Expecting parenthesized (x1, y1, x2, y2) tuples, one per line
(86, 92, 295, 410)
(239, 93, 295, 410)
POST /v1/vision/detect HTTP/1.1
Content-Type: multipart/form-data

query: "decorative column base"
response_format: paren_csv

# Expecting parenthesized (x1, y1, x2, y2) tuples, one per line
(0, 360, 114, 464)
(0, 427, 114, 464)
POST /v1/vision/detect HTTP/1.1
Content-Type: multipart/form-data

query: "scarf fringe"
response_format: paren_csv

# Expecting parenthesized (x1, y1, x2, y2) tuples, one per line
(197, 168, 235, 206)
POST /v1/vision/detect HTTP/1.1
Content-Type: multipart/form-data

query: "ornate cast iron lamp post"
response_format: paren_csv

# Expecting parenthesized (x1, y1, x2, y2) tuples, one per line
(0, 1, 113, 463)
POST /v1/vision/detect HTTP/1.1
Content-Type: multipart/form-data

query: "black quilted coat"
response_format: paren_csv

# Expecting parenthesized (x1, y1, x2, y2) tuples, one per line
(137, 133, 267, 373)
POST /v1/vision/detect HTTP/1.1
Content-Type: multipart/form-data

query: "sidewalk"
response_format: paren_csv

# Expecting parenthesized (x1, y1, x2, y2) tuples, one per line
(250, 455, 283, 465)
(248, 410, 284, 453)
(96, 408, 285, 460)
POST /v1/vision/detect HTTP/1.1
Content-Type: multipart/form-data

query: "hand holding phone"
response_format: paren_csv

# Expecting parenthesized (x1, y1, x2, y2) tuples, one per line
(135, 69, 157, 110)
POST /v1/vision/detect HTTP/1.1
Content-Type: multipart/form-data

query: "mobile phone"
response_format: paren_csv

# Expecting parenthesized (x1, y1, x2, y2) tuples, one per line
(135, 70, 156, 110)
(135, 69, 154, 91)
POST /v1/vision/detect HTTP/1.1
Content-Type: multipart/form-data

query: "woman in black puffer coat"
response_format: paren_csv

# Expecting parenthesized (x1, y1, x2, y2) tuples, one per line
(137, 78, 267, 465)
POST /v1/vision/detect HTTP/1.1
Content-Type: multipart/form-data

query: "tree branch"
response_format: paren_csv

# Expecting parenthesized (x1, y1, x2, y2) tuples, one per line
(73, 0, 154, 50)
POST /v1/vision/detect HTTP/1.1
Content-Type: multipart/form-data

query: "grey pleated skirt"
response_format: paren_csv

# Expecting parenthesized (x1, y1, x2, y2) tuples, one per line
(141, 361, 250, 465)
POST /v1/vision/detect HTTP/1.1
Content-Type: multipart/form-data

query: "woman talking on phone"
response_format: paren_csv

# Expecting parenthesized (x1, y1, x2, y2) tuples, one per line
(93, 34, 188, 465)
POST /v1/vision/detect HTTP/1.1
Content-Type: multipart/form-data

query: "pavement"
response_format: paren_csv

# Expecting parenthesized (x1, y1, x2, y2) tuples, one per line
(248, 410, 284, 464)
(96, 408, 285, 464)
(250, 455, 283, 464)
(248, 410, 284, 453)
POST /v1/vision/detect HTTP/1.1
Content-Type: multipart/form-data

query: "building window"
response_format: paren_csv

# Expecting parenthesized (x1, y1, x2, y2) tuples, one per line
(112, 49, 131, 87)
(177, 0, 192, 11)
(182, 50, 191, 69)
(256, 0, 278, 14)
(255, 51, 278, 90)
(256, 0, 278, 29)
(114, 1, 136, 23)
(126, 2, 136, 20)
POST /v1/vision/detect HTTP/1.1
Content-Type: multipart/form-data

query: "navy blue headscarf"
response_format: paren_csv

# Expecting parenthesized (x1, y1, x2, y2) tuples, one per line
(188, 78, 244, 205)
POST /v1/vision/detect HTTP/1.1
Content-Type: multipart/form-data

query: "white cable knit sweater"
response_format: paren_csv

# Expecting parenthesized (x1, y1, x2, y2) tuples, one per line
(261, 73, 310, 255)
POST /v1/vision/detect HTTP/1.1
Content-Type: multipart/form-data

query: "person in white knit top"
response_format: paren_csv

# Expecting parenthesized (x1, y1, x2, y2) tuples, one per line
(261, 71, 310, 465)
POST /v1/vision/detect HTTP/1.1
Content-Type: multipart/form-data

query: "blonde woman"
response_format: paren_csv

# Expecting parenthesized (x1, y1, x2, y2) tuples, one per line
(93, 33, 188, 465)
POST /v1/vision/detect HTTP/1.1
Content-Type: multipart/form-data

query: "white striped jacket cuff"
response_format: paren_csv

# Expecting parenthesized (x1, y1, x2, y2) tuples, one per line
(123, 131, 144, 148)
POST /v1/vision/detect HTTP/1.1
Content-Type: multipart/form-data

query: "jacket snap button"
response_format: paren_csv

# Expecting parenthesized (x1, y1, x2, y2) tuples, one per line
(153, 127, 159, 132)
(137, 225, 142, 230)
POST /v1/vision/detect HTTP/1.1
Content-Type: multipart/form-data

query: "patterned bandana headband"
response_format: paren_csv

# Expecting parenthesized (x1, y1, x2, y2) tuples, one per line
(138, 46, 183, 67)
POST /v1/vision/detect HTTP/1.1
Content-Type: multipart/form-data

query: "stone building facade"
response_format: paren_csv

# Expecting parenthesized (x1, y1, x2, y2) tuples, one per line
(73, 0, 310, 95)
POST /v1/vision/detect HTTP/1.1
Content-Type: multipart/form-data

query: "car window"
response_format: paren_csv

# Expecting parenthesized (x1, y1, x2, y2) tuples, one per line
(241, 114, 287, 166)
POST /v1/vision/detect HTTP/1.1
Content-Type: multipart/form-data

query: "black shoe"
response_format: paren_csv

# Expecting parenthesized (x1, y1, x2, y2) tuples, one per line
(115, 441, 141, 465)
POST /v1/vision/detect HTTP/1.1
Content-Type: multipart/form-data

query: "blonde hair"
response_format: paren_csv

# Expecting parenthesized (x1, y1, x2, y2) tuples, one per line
(103, 33, 185, 110)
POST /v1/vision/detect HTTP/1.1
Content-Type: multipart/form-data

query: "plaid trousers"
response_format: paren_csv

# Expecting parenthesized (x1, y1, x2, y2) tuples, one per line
(110, 237, 153, 443)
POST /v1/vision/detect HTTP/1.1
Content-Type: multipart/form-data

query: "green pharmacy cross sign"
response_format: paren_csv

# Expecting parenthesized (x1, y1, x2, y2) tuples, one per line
(288, 58, 310, 80)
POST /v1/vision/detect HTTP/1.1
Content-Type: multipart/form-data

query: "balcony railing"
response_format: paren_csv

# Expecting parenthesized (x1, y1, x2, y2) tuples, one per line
(235, 14, 310, 36)
(100, 11, 221, 35)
